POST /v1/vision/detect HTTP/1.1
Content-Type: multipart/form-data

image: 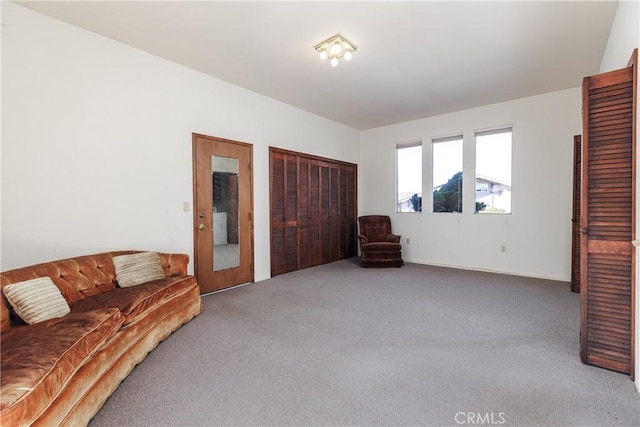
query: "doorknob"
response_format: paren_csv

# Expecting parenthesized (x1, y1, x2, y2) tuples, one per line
(581, 228, 589, 235)
(198, 224, 206, 231)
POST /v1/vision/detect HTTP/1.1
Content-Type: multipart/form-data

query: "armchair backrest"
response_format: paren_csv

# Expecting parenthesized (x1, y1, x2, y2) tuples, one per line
(358, 215, 394, 243)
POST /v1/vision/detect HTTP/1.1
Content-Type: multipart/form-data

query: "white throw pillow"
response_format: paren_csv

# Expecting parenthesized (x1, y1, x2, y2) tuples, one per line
(3, 277, 71, 324)
(113, 252, 166, 287)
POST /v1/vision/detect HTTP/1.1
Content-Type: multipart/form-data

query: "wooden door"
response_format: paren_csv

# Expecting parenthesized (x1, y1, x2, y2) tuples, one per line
(580, 55, 636, 377)
(270, 151, 299, 276)
(309, 159, 322, 267)
(571, 135, 582, 293)
(329, 165, 341, 261)
(320, 163, 331, 264)
(193, 134, 254, 293)
(343, 165, 358, 258)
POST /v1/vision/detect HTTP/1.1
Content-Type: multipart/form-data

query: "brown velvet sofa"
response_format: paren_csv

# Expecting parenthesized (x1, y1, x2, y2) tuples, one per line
(0, 251, 203, 426)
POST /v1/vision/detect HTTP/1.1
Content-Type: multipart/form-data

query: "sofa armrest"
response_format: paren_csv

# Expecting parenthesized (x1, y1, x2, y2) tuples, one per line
(387, 234, 401, 243)
(357, 234, 369, 245)
(158, 253, 189, 277)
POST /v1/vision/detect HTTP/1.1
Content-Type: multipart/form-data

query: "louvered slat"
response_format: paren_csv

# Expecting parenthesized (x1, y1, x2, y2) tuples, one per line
(285, 226, 297, 271)
(271, 227, 285, 276)
(299, 159, 310, 269)
(309, 161, 321, 266)
(270, 154, 286, 276)
(330, 167, 339, 218)
(571, 135, 581, 293)
(321, 220, 331, 263)
(321, 165, 331, 264)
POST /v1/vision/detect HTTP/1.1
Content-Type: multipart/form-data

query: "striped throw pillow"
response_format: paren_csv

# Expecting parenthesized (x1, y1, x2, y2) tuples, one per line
(3, 277, 71, 324)
(113, 252, 166, 287)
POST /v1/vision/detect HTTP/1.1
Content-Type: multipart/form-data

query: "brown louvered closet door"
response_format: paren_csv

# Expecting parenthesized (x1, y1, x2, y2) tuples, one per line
(270, 147, 357, 277)
(298, 159, 311, 269)
(580, 58, 636, 377)
(329, 166, 341, 261)
(270, 152, 287, 276)
(309, 160, 322, 267)
(320, 164, 331, 264)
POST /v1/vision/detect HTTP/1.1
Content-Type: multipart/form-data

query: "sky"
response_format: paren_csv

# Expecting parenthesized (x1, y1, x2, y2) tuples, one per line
(476, 131, 512, 183)
(397, 145, 422, 194)
(433, 138, 463, 188)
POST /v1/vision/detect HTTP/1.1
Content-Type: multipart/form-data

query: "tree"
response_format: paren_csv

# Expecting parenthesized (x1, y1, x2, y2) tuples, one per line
(476, 201, 488, 212)
(433, 171, 463, 213)
(410, 193, 422, 212)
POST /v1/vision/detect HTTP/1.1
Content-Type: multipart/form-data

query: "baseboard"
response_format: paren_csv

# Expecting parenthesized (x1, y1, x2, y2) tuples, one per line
(402, 258, 570, 283)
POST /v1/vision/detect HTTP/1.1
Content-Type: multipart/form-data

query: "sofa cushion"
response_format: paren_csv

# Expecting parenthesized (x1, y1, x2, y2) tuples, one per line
(71, 275, 197, 325)
(0, 308, 125, 419)
(113, 252, 166, 287)
(2, 277, 70, 324)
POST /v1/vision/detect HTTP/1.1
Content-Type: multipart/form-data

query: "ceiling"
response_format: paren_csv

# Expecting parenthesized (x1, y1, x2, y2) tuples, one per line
(17, 1, 619, 130)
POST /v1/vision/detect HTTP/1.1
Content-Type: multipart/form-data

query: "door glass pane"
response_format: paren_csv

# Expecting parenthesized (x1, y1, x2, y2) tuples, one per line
(212, 155, 240, 271)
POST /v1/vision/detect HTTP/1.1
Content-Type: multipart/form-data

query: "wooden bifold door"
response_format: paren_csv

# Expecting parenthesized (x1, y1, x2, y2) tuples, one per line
(270, 147, 357, 276)
(580, 51, 636, 378)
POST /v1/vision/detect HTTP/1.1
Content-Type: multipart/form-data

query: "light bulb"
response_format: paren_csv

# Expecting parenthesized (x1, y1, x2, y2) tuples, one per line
(319, 50, 328, 61)
(344, 50, 352, 61)
(331, 42, 342, 56)
(330, 57, 339, 67)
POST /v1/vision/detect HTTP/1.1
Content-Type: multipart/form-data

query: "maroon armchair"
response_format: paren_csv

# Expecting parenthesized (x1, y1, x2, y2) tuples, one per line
(357, 215, 404, 268)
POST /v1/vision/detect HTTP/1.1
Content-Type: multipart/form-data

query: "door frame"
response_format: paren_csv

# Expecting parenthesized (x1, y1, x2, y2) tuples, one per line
(192, 133, 254, 293)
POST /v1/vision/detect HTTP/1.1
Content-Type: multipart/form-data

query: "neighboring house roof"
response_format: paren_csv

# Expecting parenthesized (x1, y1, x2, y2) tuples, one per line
(475, 174, 511, 190)
(397, 192, 421, 203)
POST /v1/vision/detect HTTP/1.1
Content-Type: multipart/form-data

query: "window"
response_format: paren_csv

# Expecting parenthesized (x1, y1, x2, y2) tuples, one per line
(432, 135, 463, 213)
(396, 142, 422, 212)
(475, 128, 512, 214)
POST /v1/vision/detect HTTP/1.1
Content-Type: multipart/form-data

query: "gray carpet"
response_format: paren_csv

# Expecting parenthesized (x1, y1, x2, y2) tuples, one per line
(90, 259, 640, 426)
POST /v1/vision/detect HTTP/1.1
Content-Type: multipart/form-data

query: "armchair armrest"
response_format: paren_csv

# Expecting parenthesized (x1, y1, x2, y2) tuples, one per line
(387, 234, 401, 243)
(357, 234, 369, 244)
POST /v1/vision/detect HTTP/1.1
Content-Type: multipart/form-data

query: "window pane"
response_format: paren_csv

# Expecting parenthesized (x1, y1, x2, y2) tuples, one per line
(396, 144, 422, 212)
(475, 128, 512, 214)
(432, 136, 463, 213)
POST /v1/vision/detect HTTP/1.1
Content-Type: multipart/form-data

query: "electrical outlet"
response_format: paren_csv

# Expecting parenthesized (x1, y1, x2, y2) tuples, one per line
(500, 245, 507, 253)
(406, 237, 411, 245)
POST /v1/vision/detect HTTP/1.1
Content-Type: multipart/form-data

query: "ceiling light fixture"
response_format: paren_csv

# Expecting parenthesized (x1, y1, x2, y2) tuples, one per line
(314, 34, 357, 67)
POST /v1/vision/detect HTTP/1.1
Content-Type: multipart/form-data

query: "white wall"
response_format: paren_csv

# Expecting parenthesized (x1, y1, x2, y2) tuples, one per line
(360, 88, 581, 281)
(599, 0, 639, 73)
(0, 3, 360, 281)
(597, 0, 640, 393)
